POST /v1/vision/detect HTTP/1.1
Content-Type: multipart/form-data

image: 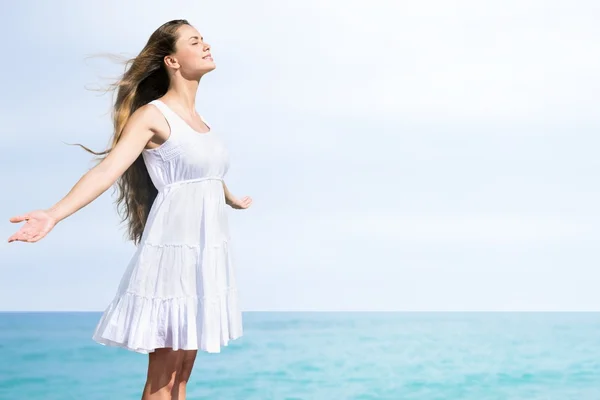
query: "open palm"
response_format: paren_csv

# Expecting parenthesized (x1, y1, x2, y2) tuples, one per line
(8, 210, 56, 243)
(230, 196, 253, 210)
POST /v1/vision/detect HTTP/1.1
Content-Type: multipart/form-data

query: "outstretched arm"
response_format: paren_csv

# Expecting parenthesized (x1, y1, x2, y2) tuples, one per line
(222, 181, 253, 210)
(8, 105, 160, 243)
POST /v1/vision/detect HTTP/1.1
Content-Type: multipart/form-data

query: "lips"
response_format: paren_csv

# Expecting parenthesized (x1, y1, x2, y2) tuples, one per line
(203, 54, 213, 60)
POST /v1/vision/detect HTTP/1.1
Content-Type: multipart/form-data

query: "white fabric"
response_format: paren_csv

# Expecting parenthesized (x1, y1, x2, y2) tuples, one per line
(92, 99, 242, 354)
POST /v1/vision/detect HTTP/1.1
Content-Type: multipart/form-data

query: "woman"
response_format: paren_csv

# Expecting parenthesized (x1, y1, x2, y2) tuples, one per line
(7, 19, 252, 399)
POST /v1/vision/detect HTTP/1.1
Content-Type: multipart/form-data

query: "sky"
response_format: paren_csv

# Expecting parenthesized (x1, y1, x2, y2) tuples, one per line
(1, 0, 599, 311)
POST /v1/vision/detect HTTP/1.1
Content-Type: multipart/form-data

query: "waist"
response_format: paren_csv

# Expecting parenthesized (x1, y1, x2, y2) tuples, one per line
(158, 176, 223, 192)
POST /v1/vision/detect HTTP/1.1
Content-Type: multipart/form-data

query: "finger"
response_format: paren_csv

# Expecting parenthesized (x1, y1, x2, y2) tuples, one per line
(8, 233, 25, 243)
(9, 215, 29, 223)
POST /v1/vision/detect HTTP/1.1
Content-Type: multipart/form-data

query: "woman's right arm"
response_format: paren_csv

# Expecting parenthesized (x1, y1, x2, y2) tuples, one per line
(8, 104, 160, 243)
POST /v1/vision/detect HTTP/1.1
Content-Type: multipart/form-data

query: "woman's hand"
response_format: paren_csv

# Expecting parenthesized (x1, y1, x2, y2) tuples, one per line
(228, 196, 253, 210)
(8, 210, 58, 243)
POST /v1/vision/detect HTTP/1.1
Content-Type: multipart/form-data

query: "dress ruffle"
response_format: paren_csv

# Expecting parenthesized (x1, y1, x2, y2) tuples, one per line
(92, 241, 243, 354)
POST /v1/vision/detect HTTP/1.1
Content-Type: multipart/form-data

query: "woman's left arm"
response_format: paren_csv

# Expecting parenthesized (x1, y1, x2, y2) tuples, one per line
(222, 181, 253, 209)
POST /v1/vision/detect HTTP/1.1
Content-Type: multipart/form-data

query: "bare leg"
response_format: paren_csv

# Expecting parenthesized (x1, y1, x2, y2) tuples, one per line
(171, 350, 198, 400)
(141, 348, 184, 400)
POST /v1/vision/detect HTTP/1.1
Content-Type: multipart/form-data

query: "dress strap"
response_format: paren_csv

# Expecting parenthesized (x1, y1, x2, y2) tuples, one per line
(148, 99, 181, 132)
(149, 99, 211, 133)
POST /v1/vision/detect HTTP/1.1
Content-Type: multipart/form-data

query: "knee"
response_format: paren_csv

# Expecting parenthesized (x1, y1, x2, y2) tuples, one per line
(146, 367, 178, 395)
(163, 371, 178, 393)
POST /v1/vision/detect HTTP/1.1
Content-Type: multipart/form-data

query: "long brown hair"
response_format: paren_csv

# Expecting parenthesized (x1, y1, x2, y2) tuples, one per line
(78, 19, 190, 244)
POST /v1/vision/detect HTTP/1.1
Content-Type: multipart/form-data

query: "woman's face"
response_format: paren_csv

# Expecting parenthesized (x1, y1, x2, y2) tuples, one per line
(171, 24, 215, 78)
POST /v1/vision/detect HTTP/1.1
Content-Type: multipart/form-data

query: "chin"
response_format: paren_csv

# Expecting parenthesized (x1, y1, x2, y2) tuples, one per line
(194, 67, 215, 80)
(202, 63, 217, 73)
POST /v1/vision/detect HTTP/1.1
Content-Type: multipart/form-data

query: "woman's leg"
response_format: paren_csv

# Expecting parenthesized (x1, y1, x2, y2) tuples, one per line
(171, 350, 198, 400)
(141, 348, 184, 400)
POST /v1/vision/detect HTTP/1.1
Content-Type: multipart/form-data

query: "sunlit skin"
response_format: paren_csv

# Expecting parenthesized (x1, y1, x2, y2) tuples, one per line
(8, 23, 251, 400)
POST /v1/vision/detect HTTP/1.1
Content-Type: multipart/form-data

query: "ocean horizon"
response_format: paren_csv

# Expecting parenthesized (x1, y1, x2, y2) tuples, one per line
(1, 311, 599, 399)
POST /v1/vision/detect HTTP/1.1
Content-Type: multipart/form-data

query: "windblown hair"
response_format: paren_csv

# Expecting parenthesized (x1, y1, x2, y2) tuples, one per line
(77, 19, 190, 244)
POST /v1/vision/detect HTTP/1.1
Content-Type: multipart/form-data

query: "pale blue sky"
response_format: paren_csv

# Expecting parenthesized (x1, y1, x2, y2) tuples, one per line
(1, 0, 599, 311)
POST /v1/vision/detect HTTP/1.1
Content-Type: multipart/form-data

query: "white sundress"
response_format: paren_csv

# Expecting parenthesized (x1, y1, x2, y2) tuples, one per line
(92, 99, 243, 354)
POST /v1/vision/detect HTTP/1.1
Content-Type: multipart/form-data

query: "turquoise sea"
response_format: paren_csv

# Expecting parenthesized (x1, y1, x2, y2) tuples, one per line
(1, 312, 599, 399)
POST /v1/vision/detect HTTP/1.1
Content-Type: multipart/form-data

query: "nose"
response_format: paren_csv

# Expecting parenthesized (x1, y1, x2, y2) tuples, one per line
(203, 42, 211, 52)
